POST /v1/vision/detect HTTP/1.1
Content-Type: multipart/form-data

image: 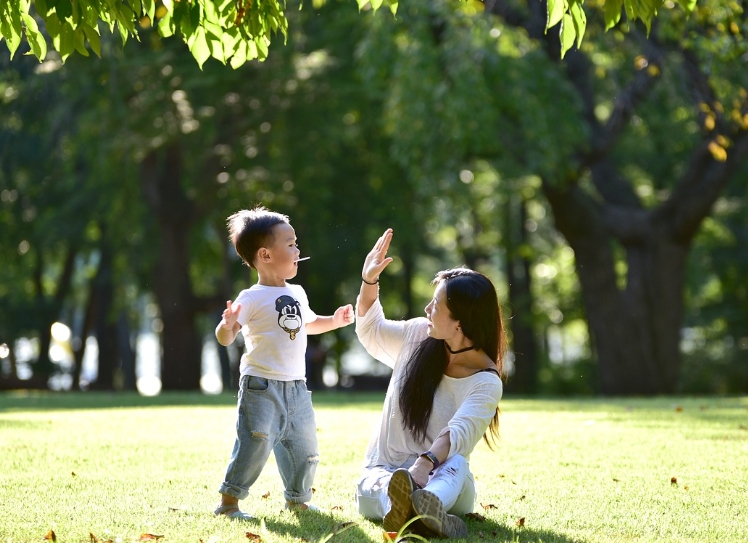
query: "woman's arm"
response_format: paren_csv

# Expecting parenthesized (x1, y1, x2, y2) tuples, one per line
(357, 228, 394, 317)
(409, 431, 452, 488)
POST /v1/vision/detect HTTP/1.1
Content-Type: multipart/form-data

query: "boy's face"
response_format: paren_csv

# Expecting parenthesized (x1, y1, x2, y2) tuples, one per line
(263, 222, 301, 279)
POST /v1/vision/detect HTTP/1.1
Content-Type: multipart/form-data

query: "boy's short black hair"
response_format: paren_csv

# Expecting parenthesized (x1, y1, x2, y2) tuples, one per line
(227, 206, 290, 268)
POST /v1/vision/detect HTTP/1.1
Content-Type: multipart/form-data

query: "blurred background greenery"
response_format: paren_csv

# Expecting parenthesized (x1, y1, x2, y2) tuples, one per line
(1, 0, 746, 397)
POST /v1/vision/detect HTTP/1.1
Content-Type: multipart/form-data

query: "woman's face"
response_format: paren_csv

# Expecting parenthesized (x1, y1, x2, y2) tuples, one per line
(425, 281, 459, 340)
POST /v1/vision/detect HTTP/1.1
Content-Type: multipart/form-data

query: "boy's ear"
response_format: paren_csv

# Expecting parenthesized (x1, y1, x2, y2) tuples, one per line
(257, 247, 271, 263)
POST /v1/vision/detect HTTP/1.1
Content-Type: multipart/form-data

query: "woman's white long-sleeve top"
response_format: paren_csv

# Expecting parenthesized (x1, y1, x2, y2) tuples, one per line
(355, 298, 503, 470)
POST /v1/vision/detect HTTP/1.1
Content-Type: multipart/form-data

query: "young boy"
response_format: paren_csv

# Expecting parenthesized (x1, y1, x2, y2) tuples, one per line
(213, 206, 354, 520)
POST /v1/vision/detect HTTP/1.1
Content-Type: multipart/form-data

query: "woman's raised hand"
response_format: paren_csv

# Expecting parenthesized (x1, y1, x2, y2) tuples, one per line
(362, 228, 394, 284)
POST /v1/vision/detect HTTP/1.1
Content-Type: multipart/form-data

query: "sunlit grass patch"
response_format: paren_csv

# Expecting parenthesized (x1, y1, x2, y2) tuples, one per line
(0, 392, 746, 542)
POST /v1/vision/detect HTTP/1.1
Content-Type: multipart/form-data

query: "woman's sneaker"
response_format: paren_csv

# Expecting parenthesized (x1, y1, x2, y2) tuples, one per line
(383, 469, 417, 532)
(410, 489, 467, 538)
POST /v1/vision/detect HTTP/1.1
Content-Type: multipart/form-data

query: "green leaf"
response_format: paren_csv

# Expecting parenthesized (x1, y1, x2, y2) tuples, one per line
(604, 0, 623, 30)
(570, 1, 586, 48)
(55, 21, 75, 61)
(158, 11, 175, 37)
(36, 0, 51, 17)
(82, 22, 101, 57)
(546, 0, 565, 32)
(203, 0, 220, 24)
(389, 0, 398, 16)
(1, 17, 22, 59)
(229, 40, 247, 68)
(126, 0, 143, 17)
(370, 0, 383, 11)
(355, 0, 368, 11)
(45, 14, 61, 39)
(73, 26, 90, 56)
(559, 13, 575, 58)
(21, 13, 48, 60)
(623, 0, 636, 22)
(143, 0, 156, 22)
(675, 0, 696, 11)
(55, 0, 73, 21)
(256, 36, 268, 60)
(188, 25, 210, 69)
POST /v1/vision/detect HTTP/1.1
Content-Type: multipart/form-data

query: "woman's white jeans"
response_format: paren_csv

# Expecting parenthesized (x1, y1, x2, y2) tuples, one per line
(355, 454, 475, 520)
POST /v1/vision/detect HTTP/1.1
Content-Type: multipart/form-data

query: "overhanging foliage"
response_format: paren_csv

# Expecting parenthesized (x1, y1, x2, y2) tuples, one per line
(1, 0, 696, 67)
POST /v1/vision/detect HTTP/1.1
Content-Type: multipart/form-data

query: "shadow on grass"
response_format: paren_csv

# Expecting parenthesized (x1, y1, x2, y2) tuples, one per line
(254, 509, 377, 543)
(0, 390, 386, 412)
(465, 516, 586, 543)
(255, 510, 588, 543)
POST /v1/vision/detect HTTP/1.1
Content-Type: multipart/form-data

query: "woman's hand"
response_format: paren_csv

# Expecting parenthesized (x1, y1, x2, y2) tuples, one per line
(408, 457, 433, 489)
(362, 228, 394, 283)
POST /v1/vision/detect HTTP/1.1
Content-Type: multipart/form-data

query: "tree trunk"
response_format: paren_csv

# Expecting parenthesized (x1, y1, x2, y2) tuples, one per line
(33, 246, 77, 382)
(72, 275, 96, 390)
(504, 196, 539, 394)
(546, 181, 686, 393)
(118, 312, 137, 391)
(544, 131, 748, 394)
(141, 144, 202, 391)
(91, 243, 117, 390)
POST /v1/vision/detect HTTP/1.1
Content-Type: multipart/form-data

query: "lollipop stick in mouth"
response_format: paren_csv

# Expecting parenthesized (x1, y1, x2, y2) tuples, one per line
(295, 257, 311, 262)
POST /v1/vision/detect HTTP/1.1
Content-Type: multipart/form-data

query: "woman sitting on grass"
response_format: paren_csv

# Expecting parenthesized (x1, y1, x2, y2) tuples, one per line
(354, 228, 506, 539)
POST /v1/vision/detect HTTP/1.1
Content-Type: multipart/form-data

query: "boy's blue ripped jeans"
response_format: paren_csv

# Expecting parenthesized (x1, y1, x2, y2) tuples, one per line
(218, 375, 319, 504)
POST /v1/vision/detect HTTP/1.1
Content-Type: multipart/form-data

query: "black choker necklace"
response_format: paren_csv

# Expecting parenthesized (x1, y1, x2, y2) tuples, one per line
(445, 343, 477, 355)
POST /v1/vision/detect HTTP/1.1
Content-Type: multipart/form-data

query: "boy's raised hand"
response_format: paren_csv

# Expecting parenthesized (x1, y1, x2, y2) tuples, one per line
(333, 304, 355, 328)
(220, 300, 242, 330)
(362, 228, 394, 283)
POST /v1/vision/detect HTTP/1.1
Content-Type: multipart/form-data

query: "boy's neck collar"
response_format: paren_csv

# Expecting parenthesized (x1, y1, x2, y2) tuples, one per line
(257, 278, 288, 287)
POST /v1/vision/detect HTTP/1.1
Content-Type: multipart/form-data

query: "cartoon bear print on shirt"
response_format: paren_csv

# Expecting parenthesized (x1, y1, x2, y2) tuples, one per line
(275, 295, 302, 340)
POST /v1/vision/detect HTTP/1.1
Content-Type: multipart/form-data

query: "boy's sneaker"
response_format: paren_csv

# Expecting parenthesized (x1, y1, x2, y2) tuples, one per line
(410, 489, 467, 538)
(383, 469, 417, 532)
(285, 501, 321, 512)
(214, 504, 254, 520)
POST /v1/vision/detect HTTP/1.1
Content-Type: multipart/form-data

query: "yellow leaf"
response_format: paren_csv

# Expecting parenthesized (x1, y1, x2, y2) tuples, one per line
(704, 114, 715, 131)
(708, 141, 728, 162)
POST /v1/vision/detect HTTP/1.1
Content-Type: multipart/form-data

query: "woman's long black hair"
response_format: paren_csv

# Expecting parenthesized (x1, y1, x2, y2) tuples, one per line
(398, 268, 506, 448)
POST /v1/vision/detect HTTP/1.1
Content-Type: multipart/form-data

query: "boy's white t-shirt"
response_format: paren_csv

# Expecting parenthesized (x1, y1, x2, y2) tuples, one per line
(234, 283, 318, 381)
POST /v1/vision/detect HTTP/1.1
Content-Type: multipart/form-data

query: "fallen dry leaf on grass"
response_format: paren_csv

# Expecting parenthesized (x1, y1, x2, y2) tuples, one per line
(671, 477, 678, 485)
(465, 512, 486, 521)
(245, 532, 262, 542)
(516, 517, 526, 527)
(44, 530, 56, 541)
(262, 491, 271, 499)
(140, 534, 164, 541)
(331, 505, 343, 511)
(480, 503, 497, 510)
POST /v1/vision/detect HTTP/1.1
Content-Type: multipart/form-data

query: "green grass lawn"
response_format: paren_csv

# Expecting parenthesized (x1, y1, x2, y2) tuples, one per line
(1, 392, 747, 543)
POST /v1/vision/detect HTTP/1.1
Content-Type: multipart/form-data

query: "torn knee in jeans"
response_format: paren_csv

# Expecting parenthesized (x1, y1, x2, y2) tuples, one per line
(307, 454, 320, 464)
(250, 431, 268, 440)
